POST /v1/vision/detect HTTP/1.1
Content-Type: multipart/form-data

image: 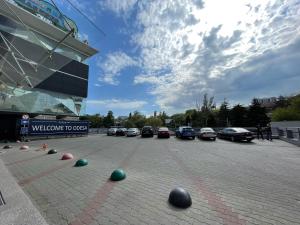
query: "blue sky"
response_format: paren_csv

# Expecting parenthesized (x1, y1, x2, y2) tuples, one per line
(57, 0, 300, 117)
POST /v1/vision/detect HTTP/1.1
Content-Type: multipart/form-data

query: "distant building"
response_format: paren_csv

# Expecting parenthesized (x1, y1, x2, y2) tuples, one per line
(257, 97, 278, 108)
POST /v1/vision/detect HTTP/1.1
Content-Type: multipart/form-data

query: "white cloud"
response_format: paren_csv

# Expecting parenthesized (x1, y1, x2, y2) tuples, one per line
(87, 99, 147, 110)
(97, 0, 138, 17)
(97, 52, 138, 85)
(101, 0, 300, 112)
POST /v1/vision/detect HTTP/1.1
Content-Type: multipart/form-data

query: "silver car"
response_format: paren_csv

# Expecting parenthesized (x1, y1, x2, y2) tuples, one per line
(198, 127, 217, 140)
(107, 128, 117, 136)
(126, 128, 140, 137)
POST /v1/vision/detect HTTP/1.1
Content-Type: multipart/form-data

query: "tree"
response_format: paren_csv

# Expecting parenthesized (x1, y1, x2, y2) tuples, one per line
(80, 114, 103, 128)
(272, 95, 300, 121)
(145, 116, 163, 128)
(247, 99, 270, 126)
(170, 113, 185, 128)
(124, 120, 135, 128)
(129, 111, 146, 128)
(103, 111, 115, 128)
(229, 104, 248, 127)
(218, 100, 230, 127)
(275, 95, 289, 108)
(157, 111, 168, 126)
(198, 93, 216, 126)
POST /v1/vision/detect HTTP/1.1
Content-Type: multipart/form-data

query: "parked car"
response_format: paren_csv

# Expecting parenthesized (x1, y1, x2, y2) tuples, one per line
(157, 127, 170, 138)
(175, 126, 195, 139)
(107, 128, 117, 136)
(126, 128, 140, 137)
(217, 127, 254, 142)
(115, 128, 127, 136)
(141, 126, 154, 137)
(198, 127, 217, 140)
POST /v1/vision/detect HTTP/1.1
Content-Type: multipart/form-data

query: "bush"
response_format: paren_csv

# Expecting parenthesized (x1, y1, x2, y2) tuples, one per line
(272, 108, 300, 121)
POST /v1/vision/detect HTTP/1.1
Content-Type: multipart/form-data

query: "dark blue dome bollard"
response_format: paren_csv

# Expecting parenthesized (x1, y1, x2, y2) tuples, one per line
(168, 187, 192, 208)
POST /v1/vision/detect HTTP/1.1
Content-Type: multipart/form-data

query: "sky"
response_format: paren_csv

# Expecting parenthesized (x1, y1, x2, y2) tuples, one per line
(57, 0, 300, 117)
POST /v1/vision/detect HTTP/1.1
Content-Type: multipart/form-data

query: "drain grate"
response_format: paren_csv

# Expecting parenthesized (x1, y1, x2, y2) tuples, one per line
(0, 191, 6, 206)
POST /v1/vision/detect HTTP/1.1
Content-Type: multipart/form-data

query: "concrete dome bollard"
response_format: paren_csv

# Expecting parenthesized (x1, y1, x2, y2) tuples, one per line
(48, 149, 57, 154)
(168, 187, 192, 208)
(3, 145, 12, 149)
(74, 159, 88, 167)
(110, 169, 126, 181)
(20, 145, 29, 150)
(61, 153, 74, 160)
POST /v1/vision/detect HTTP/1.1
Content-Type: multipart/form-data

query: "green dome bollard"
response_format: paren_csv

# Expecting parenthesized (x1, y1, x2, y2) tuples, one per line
(110, 169, 126, 181)
(75, 159, 88, 167)
(48, 149, 57, 154)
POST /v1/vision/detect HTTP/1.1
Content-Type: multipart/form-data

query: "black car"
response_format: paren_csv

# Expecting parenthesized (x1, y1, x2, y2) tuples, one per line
(115, 128, 127, 136)
(217, 127, 254, 142)
(141, 126, 154, 137)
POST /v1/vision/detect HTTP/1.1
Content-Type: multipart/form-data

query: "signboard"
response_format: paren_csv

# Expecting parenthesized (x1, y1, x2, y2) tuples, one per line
(26, 120, 89, 136)
(21, 119, 29, 125)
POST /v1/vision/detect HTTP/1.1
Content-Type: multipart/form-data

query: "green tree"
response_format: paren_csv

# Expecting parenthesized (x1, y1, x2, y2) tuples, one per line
(80, 114, 102, 128)
(124, 120, 135, 128)
(130, 111, 146, 128)
(199, 93, 216, 126)
(103, 111, 115, 128)
(145, 116, 163, 128)
(229, 104, 248, 126)
(170, 113, 185, 128)
(247, 99, 270, 126)
(217, 100, 230, 127)
(272, 95, 300, 121)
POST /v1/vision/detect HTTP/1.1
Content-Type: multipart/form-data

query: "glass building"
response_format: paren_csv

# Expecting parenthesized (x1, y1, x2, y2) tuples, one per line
(0, 0, 98, 139)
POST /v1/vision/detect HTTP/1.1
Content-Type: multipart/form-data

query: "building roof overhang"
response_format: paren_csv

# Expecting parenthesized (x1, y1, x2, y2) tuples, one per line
(0, 0, 98, 59)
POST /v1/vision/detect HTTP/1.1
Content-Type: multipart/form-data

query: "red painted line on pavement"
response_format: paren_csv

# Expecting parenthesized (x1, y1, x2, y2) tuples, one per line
(6, 153, 47, 166)
(170, 153, 246, 225)
(16, 141, 124, 186)
(69, 147, 139, 225)
(18, 160, 75, 186)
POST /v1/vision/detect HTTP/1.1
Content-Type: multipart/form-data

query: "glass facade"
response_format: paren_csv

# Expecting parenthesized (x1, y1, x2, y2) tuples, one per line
(0, 85, 86, 116)
(0, 9, 90, 117)
(7, 0, 79, 37)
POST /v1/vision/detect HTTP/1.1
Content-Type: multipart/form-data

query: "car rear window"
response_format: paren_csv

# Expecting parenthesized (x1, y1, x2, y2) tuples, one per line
(183, 128, 193, 131)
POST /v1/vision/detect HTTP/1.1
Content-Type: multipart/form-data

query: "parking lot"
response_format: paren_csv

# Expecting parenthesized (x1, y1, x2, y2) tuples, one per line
(1, 135, 300, 225)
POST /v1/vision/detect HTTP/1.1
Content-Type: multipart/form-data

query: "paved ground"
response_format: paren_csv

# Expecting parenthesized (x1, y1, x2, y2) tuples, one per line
(1, 135, 300, 225)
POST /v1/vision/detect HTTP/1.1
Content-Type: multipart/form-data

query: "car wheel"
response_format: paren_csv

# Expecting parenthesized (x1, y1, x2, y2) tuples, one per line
(192, 136, 195, 140)
(231, 136, 235, 142)
(212, 137, 216, 141)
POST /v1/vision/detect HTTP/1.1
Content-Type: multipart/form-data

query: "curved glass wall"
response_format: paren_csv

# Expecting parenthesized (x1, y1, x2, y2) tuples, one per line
(0, 84, 86, 116)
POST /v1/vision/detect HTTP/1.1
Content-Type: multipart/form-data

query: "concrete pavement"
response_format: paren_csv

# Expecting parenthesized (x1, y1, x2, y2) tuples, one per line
(1, 135, 300, 225)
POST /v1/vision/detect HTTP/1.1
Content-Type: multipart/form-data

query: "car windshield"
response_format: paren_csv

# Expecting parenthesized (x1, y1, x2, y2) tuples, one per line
(233, 128, 250, 132)
(159, 127, 168, 131)
(127, 128, 136, 131)
(201, 128, 214, 132)
(183, 128, 193, 131)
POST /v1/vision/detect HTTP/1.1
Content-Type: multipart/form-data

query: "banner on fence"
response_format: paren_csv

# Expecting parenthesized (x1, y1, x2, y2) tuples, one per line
(25, 120, 89, 135)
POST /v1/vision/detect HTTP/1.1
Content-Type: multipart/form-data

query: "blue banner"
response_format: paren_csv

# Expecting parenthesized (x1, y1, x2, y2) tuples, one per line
(26, 120, 89, 135)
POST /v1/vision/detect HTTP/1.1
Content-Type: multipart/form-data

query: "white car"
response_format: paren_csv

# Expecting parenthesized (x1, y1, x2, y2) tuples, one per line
(198, 127, 217, 140)
(126, 128, 140, 137)
(107, 128, 117, 136)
